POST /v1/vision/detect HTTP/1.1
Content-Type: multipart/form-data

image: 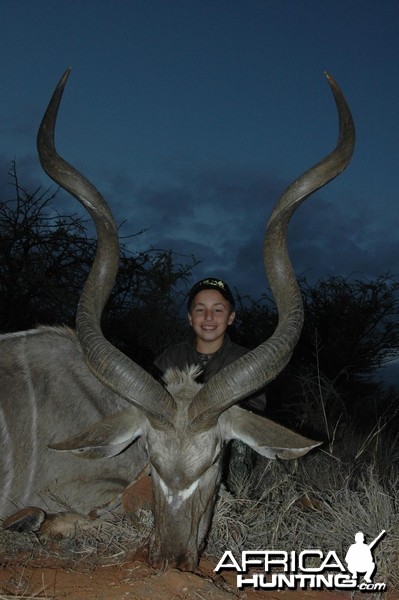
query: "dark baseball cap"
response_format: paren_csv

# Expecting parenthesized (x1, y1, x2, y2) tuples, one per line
(187, 278, 235, 310)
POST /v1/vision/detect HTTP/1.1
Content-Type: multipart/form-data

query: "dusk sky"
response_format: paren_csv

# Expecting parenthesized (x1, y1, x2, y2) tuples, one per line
(0, 0, 398, 306)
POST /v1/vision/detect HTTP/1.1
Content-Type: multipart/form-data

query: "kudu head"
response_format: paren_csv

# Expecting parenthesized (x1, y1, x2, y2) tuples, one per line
(38, 70, 355, 571)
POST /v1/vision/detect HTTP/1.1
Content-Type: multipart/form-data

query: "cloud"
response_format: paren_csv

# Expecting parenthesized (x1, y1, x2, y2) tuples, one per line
(1, 151, 397, 301)
(113, 164, 279, 292)
(109, 161, 399, 298)
(287, 190, 399, 281)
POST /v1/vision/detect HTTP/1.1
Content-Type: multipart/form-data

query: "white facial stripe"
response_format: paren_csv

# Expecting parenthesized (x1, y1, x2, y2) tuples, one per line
(159, 477, 199, 508)
(179, 479, 199, 503)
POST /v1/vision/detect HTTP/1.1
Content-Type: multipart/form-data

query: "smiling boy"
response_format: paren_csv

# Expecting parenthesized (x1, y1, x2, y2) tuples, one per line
(154, 278, 266, 413)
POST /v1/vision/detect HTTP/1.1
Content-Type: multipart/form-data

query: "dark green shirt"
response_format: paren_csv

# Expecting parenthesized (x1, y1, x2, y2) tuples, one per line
(153, 334, 266, 413)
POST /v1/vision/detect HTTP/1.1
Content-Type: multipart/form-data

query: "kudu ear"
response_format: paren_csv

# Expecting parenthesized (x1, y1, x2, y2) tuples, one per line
(219, 406, 321, 459)
(48, 407, 148, 459)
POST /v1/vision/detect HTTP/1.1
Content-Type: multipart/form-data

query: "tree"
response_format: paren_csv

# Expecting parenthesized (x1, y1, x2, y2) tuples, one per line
(0, 162, 197, 368)
(231, 292, 276, 349)
(0, 162, 96, 330)
(2, 162, 397, 431)
(294, 276, 399, 432)
(232, 276, 399, 433)
(104, 248, 196, 369)
(299, 276, 399, 379)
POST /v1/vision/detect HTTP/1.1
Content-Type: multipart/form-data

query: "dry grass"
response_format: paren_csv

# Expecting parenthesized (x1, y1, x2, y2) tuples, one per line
(207, 443, 399, 592)
(0, 509, 152, 570)
(1, 429, 398, 597)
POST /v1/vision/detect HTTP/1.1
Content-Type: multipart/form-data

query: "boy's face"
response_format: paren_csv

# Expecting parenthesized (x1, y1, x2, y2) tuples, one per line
(188, 289, 235, 349)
